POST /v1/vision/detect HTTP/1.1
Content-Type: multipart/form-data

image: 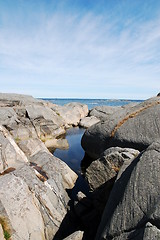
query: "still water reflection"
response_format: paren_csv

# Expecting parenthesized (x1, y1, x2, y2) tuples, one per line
(53, 127, 90, 198)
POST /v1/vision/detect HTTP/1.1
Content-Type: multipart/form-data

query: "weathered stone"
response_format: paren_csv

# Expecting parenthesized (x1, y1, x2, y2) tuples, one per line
(17, 138, 48, 158)
(82, 97, 160, 159)
(44, 138, 69, 150)
(89, 106, 121, 121)
(109, 222, 160, 240)
(79, 116, 100, 128)
(52, 102, 88, 126)
(29, 150, 78, 190)
(0, 125, 28, 173)
(89, 103, 138, 122)
(0, 174, 45, 240)
(26, 105, 65, 127)
(0, 107, 19, 128)
(96, 140, 160, 240)
(86, 147, 139, 190)
(0, 93, 44, 106)
(14, 164, 68, 238)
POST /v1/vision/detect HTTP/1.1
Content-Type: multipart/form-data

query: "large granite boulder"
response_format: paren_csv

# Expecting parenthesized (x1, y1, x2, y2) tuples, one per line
(89, 103, 138, 121)
(85, 147, 139, 191)
(0, 92, 45, 107)
(89, 106, 121, 121)
(14, 164, 69, 238)
(0, 93, 40, 107)
(25, 105, 66, 141)
(51, 102, 88, 126)
(96, 141, 160, 240)
(82, 97, 160, 159)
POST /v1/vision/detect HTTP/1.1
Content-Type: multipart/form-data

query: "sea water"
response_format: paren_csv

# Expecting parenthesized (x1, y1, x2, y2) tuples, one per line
(42, 98, 142, 110)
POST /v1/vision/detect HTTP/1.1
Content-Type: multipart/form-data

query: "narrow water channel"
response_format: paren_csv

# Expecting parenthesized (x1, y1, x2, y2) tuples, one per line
(53, 127, 90, 199)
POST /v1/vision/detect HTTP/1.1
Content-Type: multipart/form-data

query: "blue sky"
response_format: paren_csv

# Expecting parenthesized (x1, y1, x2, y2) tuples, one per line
(0, 0, 160, 99)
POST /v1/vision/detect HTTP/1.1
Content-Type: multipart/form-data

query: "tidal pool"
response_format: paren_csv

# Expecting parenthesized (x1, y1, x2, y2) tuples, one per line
(53, 127, 90, 198)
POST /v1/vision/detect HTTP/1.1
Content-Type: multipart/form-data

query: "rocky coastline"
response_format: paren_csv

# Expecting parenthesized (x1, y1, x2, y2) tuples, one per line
(0, 93, 160, 240)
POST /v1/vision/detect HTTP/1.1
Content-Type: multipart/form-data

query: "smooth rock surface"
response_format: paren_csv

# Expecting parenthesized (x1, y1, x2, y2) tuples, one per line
(29, 150, 77, 190)
(89, 103, 138, 121)
(14, 164, 68, 238)
(96, 140, 160, 240)
(79, 116, 100, 128)
(89, 106, 121, 121)
(0, 174, 45, 240)
(82, 97, 160, 159)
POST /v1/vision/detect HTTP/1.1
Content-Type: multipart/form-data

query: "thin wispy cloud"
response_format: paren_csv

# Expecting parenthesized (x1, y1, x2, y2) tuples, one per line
(0, 0, 160, 99)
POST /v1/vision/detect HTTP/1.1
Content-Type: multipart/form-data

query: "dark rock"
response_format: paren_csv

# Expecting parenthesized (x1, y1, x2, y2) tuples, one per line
(89, 103, 138, 122)
(89, 106, 121, 121)
(82, 97, 160, 159)
(85, 147, 139, 191)
(96, 140, 160, 240)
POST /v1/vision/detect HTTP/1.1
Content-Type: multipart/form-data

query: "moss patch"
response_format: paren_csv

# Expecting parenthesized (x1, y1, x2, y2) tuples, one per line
(0, 218, 11, 240)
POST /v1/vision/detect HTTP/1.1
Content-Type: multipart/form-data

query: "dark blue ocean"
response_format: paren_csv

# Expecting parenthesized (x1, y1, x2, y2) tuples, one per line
(43, 98, 143, 110)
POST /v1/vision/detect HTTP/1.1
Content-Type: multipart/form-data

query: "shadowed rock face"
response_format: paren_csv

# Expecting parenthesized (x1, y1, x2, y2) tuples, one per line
(85, 147, 139, 191)
(82, 97, 160, 159)
(96, 141, 160, 240)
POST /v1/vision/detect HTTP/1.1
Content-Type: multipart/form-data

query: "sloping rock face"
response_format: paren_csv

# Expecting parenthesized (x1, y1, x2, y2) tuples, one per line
(0, 173, 45, 240)
(89, 103, 138, 122)
(0, 93, 83, 240)
(79, 116, 100, 128)
(82, 97, 160, 159)
(0, 132, 77, 240)
(85, 147, 139, 191)
(96, 141, 160, 240)
(89, 106, 121, 121)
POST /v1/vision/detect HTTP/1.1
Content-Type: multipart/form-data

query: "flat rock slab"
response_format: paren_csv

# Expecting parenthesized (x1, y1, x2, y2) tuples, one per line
(79, 116, 100, 128)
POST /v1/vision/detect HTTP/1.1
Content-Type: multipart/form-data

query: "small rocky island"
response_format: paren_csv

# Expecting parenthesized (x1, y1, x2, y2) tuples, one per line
(0, 93, 160, 240)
